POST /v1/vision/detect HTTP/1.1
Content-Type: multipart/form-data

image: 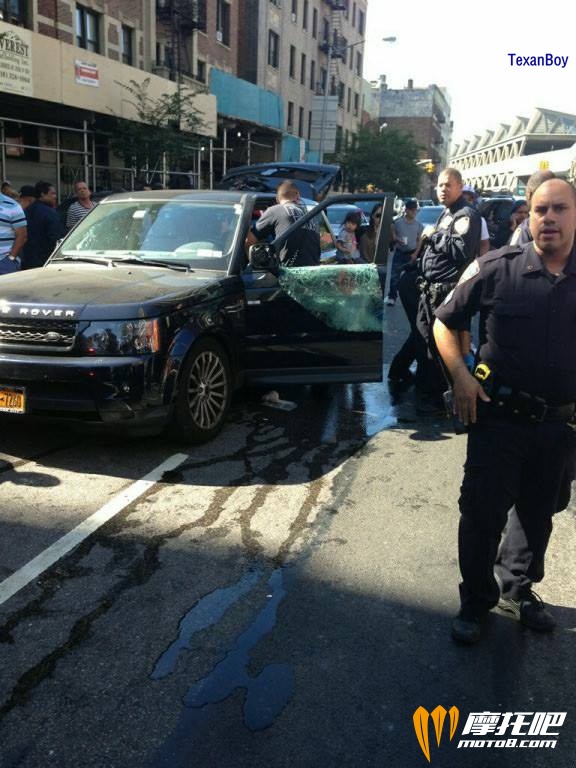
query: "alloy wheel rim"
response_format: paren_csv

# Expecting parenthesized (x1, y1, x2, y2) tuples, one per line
(187, 351, 228, 430)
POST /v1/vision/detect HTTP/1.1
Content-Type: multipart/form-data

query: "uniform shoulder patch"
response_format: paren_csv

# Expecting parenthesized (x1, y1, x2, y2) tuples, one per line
(457, 259, 479, 285)
(453, 216, 470, 235)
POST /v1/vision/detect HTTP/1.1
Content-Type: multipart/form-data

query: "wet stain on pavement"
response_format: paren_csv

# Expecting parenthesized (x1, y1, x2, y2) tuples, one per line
(149, 569, 293, 768)
(151, 568, 263, 680)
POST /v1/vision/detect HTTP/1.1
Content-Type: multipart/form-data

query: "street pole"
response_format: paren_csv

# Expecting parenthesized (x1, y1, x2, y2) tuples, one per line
(318, 36, 396, 165)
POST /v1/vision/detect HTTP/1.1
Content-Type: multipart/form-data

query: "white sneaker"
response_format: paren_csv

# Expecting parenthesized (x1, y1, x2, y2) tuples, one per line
(384, 297, 396, 306)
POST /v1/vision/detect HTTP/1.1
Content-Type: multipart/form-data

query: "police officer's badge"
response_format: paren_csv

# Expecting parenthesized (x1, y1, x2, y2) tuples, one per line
(457, 259, 480, 285)
(453, 216, 470, 235)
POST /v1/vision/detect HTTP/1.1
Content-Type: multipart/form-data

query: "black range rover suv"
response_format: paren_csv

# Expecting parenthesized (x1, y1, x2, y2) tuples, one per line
(0, 190, 393, 442)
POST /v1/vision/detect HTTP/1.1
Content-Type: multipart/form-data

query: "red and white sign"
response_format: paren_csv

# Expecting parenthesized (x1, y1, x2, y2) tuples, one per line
(75, 60, 99, 87)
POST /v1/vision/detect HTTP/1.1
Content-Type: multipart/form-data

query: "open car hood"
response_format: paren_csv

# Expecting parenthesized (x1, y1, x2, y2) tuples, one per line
(218, 162, 341, 201)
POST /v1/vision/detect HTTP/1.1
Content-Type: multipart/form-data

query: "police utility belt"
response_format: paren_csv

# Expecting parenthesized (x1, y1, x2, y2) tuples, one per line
(416, 278, 456, 306)
(474, 363, 576, 426)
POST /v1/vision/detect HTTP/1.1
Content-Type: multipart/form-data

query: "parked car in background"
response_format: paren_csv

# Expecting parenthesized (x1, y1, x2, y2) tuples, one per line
(417, 199, 435, 207)
(415, 205, 443, 226)
(0, 191, 391, 443)
(324, 204, 369, 230)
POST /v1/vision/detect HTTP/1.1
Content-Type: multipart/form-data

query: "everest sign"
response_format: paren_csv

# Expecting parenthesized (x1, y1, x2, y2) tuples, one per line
(0, 23, 33, 96)
(75, 60, 99, 86)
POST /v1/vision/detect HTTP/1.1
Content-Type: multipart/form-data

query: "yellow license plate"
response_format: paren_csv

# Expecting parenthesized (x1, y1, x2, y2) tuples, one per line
(0, 387, 26, 414)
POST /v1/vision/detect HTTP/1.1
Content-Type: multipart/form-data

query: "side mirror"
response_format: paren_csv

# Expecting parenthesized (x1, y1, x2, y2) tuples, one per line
(248, 243, 280, 272)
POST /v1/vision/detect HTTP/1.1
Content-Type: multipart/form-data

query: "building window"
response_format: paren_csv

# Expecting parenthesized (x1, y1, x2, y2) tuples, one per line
(121, 25, 133, 65)
(352, 2, 356, 25)
(329, 74, 336, 96)
(287, 101, 294, 132)
(319, 66, 327, 94)
(355, 50, 362, 76)
(308, 110, 312, 140)
(347, 87, 351, 113)
(268, 30, 279, 68)
(196, 0, 207, 32)
(76, 5, 100, 53)
(353, 92, 359, 116)
(270, 0, 281, 5)
(310, 59, 315, 91)
(216, 0, 230, 45)
(291, 0, 297, 21)
(338, 80, 345, 107)
(298, 106, 304, 138)
(289, 45, 296, 78)
(322, 18, 329, 45)
(196, 59, 206, 82)
(0, 0, 26, 26)
(312, 8, 318, 38)
(358, 9, 365, 34)
(303, 0, 308, 29)
(300, 52, 306, 85)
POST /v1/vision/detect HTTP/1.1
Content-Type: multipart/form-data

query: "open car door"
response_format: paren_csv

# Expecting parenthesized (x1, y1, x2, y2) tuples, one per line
(240, 193, 395, 385)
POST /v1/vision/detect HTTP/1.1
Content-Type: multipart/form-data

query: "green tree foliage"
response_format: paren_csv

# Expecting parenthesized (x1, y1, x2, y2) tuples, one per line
(335, 127, 423, 194)
(108, 79, 206, 179)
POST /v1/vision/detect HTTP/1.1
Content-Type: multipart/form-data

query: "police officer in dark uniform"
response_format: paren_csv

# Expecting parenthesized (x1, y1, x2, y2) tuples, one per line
(416, 168, 481, 412)
(434, 178, 576, 644)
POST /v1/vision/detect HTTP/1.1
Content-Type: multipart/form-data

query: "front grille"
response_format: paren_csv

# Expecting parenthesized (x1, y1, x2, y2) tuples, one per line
(0, 318, 78, 349)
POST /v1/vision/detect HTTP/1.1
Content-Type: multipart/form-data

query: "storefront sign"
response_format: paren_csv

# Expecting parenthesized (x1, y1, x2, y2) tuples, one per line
(75, 60, 99, 87)
(0, 22, 33, 96)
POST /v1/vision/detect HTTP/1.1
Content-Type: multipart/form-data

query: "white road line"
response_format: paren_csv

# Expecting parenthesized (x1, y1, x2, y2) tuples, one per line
(0, 453, 189, 607)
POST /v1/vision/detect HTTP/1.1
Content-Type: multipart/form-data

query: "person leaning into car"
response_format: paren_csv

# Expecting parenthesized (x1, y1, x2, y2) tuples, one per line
(246, 181, 320, 267)
(433, 178, 576, 644)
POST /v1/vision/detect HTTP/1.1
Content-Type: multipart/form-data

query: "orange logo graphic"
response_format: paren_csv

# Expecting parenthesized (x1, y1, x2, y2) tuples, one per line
(413, 705, 459, 762)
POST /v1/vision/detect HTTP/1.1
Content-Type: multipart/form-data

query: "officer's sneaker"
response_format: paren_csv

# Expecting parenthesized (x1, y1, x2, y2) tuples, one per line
(498, 589, 556, 632)
(384, 297, 396, 306)
(451, 609, 486, 644)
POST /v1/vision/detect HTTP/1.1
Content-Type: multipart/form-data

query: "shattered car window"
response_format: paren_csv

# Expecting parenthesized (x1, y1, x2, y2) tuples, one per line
(278, 264, 383, 332)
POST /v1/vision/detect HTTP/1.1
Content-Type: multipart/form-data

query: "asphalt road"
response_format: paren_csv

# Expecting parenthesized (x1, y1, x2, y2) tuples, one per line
(0, 307, 574, 768)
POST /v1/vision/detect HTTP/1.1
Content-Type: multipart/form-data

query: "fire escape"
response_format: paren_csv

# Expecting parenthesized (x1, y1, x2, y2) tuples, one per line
(319, 1, 348, 104)
(155, 0, 206, 82)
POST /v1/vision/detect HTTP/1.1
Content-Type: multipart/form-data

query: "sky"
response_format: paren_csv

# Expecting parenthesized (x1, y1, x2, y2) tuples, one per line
(363, 0, 575, 148)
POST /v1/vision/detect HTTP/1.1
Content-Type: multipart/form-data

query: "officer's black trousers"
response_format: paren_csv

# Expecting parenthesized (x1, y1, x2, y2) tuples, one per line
(458, 413, 575, 613)
(388, 267, 420, 380)
(415, 294, 447, 402)
(495, 469, 573, 599)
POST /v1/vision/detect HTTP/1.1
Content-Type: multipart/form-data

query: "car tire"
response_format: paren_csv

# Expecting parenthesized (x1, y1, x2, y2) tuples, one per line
(170, 338, 231, 443)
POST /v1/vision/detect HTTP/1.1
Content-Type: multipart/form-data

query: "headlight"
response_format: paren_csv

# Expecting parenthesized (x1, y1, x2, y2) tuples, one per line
(79, 319, 161, 355)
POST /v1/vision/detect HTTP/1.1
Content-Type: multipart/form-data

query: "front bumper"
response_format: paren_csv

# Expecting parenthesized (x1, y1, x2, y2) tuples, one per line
(0, 353, 170, 424)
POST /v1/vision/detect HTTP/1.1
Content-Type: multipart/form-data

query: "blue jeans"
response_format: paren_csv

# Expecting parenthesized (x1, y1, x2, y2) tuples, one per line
(387, 249, 413, 300)
(0, 256, 20, 275)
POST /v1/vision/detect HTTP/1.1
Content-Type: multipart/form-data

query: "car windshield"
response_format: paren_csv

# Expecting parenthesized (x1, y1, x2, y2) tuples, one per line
(54, 200, 242, 271)
(416, 206, 443, 225)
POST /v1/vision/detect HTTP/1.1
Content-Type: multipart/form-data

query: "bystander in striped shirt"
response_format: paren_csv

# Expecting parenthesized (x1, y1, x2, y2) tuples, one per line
(0, 193, 27, 260)
(65, 199, 95, 230)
